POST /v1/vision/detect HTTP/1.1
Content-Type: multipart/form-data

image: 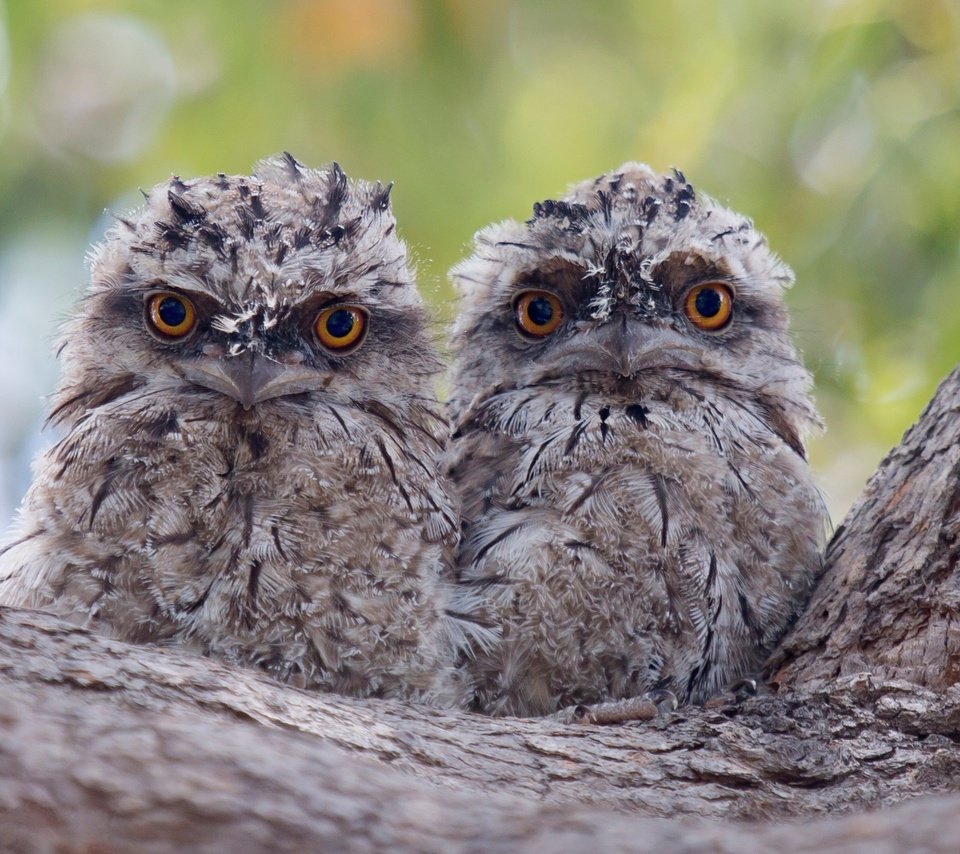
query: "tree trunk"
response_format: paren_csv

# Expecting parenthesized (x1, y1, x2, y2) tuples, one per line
(2, 366, 960, 853)
(769, 363, 960, 690)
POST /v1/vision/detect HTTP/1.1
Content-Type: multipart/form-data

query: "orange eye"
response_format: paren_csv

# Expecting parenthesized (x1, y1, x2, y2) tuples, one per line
(314, 305, 367, 351)
(515, 290, 563, 338)
(146, 292, 197, 339)
(684, 283, 734, 331)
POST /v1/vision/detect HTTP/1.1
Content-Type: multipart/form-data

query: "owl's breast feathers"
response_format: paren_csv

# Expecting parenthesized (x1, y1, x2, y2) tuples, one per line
(0, 398, 460, 701)
(450, 384, 828, 715)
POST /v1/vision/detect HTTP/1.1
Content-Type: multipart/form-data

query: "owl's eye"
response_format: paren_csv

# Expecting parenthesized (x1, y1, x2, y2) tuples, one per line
(146, 292, 197, 340)
(314, 306, 367, 351)
(684, 283, 734, 331)
(515, 290, 563, 338)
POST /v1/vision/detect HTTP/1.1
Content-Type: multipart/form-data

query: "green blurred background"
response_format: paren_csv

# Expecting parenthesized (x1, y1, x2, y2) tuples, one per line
(0, 0, 958, 526)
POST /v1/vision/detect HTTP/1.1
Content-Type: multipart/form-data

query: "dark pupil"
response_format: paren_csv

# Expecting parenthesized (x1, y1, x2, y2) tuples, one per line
(528, 297, 554, 326)
(326, 309, 355, 339)
(158, 297, 187, 327)
(695, 288, 722, 318)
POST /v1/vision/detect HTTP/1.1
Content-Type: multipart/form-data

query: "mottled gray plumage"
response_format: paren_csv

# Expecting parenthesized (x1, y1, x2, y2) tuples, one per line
(0, 154, 477, 704)
(447, 163, 829, 716)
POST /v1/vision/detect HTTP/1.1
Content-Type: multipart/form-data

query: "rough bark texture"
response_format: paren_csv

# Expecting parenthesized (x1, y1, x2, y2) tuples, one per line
(770, 364, 960, 690)
(3, 609, 960, 852)
(2, 366, 960, 852)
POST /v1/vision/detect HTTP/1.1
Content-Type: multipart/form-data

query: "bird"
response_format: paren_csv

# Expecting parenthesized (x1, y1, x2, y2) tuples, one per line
(445, 162, 829, 717)
(0, 153, 477, 705)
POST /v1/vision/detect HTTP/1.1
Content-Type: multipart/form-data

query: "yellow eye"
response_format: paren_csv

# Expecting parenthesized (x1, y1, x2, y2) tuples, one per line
(314, 305, 367, 351)
(147, 292, 197, 339)
(684, 283, 734, 331)
(515, 290, 563, 338)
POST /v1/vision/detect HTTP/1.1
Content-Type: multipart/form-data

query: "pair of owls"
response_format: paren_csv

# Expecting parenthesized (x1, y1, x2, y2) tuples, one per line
(0, 154, 827, 715)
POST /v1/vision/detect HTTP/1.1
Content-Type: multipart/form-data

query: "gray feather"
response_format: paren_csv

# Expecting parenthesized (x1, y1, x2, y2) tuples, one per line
(0, 155, 472, 706)
(447, 163, 829, 716)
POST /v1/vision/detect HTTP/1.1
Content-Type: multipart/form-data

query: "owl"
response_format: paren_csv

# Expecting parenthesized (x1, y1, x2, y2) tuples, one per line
(0, 153, 478, 704)
(446, 163, 829, 717)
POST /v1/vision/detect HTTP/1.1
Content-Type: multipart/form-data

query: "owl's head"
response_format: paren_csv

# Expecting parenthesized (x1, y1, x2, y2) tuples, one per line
(450, 163, 821, 445)
(51, 154, 440, 427)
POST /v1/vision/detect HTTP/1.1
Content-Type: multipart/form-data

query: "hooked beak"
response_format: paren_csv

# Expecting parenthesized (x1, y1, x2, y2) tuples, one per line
(539, 316, 705, 379)
(177, 351, 324, 410)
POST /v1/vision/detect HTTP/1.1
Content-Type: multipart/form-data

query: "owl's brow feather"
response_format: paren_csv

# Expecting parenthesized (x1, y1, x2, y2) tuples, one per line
(101, 271, 228, 303)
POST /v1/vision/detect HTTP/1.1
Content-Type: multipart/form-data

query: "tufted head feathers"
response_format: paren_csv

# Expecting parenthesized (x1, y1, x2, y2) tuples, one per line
(449, 162, 821, 445)
(51, 153, 439, 427)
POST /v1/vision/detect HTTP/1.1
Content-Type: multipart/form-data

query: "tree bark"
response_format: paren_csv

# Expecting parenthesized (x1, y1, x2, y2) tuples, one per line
(2, 366, 960, 853)
(769, 364, 960, 690)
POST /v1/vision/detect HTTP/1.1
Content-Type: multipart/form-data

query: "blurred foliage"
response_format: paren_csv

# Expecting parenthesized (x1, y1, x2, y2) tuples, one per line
(0, 0, 958, 522)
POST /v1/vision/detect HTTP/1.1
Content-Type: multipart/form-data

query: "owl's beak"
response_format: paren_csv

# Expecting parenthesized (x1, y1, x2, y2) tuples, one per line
(177, 352, 322, 409)
(540, 318, 704, 379)
(612, 321, 706, 375)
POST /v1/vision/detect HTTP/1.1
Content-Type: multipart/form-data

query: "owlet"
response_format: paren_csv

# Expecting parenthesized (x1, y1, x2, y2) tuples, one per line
(446, 163, 829, 716)
(0, 154, 474, 704)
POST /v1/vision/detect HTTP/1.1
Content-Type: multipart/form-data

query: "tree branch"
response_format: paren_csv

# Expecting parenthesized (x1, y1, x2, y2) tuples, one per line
(4, 659, 960, 852)
(770, 364, 960, 690)
(2, 606, 960, 847)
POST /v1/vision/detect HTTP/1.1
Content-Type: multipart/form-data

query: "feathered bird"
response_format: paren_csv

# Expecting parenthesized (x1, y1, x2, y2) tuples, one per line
(0, 153, 475, 704)
(446, 163, 829, 716)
